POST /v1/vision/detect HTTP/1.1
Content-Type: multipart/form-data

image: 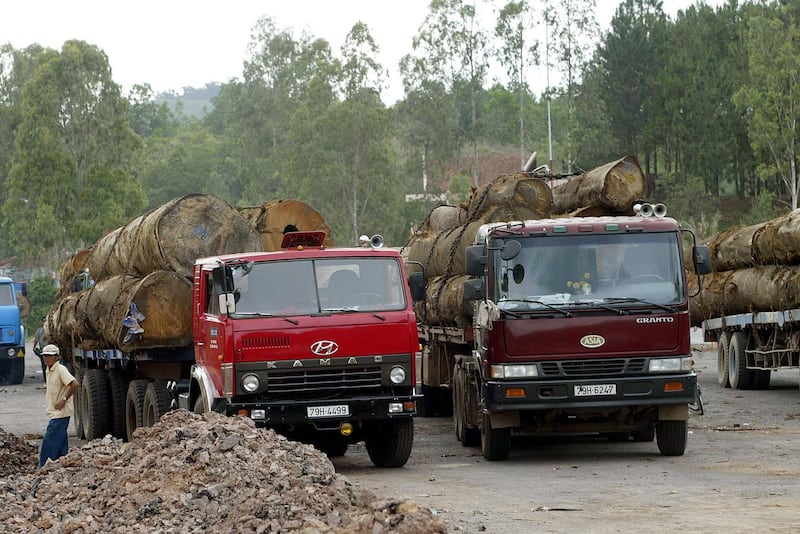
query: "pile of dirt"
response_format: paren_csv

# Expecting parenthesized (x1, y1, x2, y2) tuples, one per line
(0, 427, 37, 477)
(0, 411, 445, 533)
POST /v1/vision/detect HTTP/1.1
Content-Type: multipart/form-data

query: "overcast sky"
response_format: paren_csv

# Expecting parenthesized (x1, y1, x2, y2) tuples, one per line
(2, 1, 720, 103)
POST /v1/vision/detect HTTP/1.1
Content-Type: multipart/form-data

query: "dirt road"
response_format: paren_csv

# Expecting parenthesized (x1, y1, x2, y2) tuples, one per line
(3, 342, 800, 532)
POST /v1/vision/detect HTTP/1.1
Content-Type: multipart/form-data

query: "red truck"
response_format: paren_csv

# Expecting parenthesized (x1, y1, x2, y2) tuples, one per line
(409, 204, 712, 460)
(74, 231, 421, 467)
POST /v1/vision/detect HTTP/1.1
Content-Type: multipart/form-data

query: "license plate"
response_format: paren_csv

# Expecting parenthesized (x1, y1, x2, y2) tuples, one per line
(574, 384, 616, 397)
(307, 404, 350, 418)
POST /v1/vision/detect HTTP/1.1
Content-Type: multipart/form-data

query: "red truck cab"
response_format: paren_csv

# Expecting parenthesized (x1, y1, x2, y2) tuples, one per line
(188, 232, 421, 467)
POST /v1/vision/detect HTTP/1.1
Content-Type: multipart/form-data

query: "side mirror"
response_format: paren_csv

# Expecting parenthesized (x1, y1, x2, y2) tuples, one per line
(465, 245, 487, 276)
(463, 278, 486, 302)
(218, 293, 236, 315)
(408, 272, 426, 302)
(693, 245, 712, 275)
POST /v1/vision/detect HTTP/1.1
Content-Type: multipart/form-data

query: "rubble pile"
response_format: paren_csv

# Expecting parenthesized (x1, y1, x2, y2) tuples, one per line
(0, 427, 37, 477)
(0, 411, 445, 533)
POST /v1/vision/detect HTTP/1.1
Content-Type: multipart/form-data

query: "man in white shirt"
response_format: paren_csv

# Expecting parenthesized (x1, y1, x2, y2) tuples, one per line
(39, 344, 78, 468)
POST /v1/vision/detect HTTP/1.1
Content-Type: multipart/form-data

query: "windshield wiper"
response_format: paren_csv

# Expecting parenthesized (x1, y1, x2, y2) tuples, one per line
(322, 307, 386, 320)
(231, 311, 298, 324)
(571, 300, 625, 315)
(498, 299, 571, 318)
(603, 297, 674, 313)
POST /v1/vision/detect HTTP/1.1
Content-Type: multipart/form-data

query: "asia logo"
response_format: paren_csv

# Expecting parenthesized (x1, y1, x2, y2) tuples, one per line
(311, 340, 339, 356)
(580, 334, 606, 348)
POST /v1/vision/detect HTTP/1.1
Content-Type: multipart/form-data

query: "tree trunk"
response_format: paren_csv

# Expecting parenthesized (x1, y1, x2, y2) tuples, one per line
(239, 199, 334, 251)
(551, 155, 646, 214)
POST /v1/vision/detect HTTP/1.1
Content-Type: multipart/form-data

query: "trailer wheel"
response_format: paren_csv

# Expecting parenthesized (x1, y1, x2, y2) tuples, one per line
(481, 412, 511, 461)
(452, 363, 479, 447)
(753, 369, 771, 390)
(365, 418, 414, 468)
(716, 331, 730, 388)
(83, 369, 112, 441)
(728, 331, 754, 390)
(143, 380, 173, 428)
(126, 380, 149, 442)
(73, 366, 86, 440)
(656, 420, 687, 456)
(108, 369, 130, 440)
(8, 357, 24, 385)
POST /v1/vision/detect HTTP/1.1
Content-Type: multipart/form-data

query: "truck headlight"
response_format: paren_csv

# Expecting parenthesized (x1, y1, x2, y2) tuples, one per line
(6, 348, 15, 357)
(649, 357, 692, 373)
(490, 364, 538, 379)
(242, 374, 260, 392)
(389, 366, 406, 384)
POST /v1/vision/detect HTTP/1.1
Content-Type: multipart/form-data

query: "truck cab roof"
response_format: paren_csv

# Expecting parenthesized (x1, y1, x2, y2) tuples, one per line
(477, 216, 681, 242)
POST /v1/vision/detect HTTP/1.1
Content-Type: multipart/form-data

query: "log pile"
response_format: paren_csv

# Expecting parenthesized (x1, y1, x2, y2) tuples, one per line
(405, 156, 646, 326)
(690, 209, 800, 326)
(46, 195, 332, 351)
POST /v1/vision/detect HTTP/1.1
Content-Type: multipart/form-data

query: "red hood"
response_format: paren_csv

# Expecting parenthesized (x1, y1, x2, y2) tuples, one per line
(499, 311, 690, 361)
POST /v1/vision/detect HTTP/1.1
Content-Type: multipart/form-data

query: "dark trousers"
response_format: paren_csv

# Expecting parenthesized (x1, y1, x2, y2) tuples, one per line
(39, 416, 70, 468)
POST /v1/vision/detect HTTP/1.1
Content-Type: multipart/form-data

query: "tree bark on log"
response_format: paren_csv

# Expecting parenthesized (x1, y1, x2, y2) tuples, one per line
(688, 265, 800, 326)
(707, 223, 764, 272)
(46, 272, 193, 351)
(551, 155, 645, 214)
(86, 194, 262, 281)
(239, 199, 334, 251)
(413, 275, 472, 327)
(751, 209, 800, 266)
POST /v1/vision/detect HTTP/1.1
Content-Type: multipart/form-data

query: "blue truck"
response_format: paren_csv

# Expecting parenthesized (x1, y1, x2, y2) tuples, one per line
(0, 277, 27, 384)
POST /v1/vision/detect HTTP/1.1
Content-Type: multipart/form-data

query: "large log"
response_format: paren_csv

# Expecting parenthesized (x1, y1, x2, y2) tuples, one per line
(708, 223, 764, 272)
(688, 265, 800, 326)
(551, 155, 645, 214)
(239, 199, 333, 251)
(46, 271, 193, 351)
(751, 209, 800, 266)
(403, 221, 485, 279)
(413, 275, 472, 327)
(86, 194, 262, 281)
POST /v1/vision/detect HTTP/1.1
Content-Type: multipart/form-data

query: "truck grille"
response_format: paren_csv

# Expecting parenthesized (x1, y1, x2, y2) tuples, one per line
(262, 366, 383, 399)
(539, 358, 647, 377)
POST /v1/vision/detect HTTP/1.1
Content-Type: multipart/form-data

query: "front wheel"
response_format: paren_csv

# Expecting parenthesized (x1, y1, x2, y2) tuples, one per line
(8, 357, 24, 385)
(656, 420, 687, 456)
(365, 418, 414, 468)
(481, 412, 511, 461)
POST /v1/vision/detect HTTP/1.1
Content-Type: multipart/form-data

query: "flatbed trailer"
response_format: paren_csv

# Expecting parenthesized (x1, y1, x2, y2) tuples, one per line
(702, 309, 800, 390)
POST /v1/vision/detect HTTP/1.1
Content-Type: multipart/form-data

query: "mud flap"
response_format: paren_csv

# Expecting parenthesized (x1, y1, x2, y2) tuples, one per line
(659, 404, 688, 421)
(488, 410, 520, 429)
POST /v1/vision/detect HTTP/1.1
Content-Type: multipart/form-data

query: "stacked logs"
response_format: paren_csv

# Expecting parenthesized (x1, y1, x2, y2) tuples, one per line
(404, 156, 646, 326)
(239, 199, 334, 251)
(690, 209, 800, 326)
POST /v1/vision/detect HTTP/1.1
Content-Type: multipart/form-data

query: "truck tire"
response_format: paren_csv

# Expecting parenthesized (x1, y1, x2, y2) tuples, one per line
(753, 369, 771, 390)
(656, 420, 687, 456)
(143, 380, 173, 427)
(728, 331, 754, 390)
(365, 418, 414, 468)
(84, 369, 112, 441)
(452, 363, 479, 447)
(632, 423, 656, 442)
(481, 412, 511, 461)
(126, 380, 149, 442)
(74, 366, 86, 440)
(717, 331, 730, 388)
(8, 357, 24, 385)
(108, 369, 130, 440)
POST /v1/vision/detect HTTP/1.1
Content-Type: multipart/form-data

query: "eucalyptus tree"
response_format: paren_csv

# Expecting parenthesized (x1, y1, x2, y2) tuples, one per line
(1, 40, 144, 265)
(544, 0, 598, 172)
(733, 2, 800, 209)
(406, 0, 491, 186)
(494, 1, 539, 168)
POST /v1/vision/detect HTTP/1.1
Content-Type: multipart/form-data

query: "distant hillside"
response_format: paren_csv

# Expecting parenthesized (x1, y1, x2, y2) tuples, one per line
(155, 83, 221, 118)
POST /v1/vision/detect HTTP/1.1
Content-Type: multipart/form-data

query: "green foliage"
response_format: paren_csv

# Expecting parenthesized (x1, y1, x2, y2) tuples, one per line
(22, 276, 56, 337)
(740, 190, 784, 226)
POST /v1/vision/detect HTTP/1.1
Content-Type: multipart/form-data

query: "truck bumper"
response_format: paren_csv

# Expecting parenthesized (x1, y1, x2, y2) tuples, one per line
(0, 346, 24, 360)
(225, 394, 422, 429)
(485, 373, 697, 412)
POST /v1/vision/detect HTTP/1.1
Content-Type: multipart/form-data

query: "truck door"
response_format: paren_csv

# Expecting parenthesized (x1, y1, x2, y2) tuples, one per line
(196, 270, 226, 393)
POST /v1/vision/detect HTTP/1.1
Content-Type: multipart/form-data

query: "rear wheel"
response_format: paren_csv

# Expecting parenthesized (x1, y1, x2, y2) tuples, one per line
(365, 418, 414, 468)
(481, 412, 511, 461)
(8, 357, 24, 385)
(108, 369, 130, 440)
(73, 366, 86, 440)
(142, 380, 173, 427)
(83, 369, 111, 441)
(717, 331, 730, 388)
(452, 363, 480, 446)
(125, 380, 149, 442)
(656, 420, 687, 456)
(728, 331, 754, 390)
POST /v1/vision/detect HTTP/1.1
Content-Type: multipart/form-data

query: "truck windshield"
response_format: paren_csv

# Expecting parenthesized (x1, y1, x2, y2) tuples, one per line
(230, 257, 407, 316)
(0, 285, 12, 306)
(492, 232, 685, 309)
